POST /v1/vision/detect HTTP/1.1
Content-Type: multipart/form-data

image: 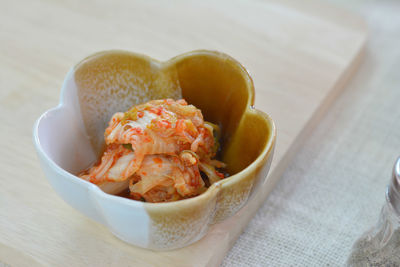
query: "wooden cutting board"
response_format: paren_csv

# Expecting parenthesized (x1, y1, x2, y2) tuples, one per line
(0, 0, 366, 266)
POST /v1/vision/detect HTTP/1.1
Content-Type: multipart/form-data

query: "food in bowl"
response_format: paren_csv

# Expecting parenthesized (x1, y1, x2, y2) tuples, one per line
(79, 98, 227, 203)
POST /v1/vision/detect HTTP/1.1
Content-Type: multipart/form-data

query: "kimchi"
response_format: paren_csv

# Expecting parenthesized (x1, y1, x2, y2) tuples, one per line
(79, 99, 226, 202)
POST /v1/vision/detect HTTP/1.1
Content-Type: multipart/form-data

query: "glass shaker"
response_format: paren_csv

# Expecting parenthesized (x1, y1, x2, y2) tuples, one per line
(347, 157, 400, 266)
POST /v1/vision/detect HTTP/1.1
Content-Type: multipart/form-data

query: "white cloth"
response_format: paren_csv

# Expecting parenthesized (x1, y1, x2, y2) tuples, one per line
(222, 1, 400, 266)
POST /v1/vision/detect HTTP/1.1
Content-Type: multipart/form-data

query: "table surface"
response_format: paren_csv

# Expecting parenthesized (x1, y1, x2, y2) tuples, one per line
(0, 0, 395, 266)
(222, 0, 400, 266)
(0, 0, 368, 266)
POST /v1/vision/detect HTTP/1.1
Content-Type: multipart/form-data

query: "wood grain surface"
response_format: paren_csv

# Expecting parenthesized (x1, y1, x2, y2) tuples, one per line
(0, 0, 366, 266)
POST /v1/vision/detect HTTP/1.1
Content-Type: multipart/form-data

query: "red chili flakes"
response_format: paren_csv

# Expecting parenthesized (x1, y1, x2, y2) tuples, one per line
(132, 127, 143, 134)
(130, 192, 142, 201)
(153, 157, 163, 164)
(138, 111, 144, 118)
(164, 99, 174, 105)
(156, 119, 171, 129)
(149, 107, 163, 115)
(142, 133, 152, 143)
(164, 120, 171, 129)
(215, 171, 225, 179)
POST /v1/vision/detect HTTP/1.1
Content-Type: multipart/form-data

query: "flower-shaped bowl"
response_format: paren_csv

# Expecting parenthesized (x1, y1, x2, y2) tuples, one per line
(33, 50, 276, 250)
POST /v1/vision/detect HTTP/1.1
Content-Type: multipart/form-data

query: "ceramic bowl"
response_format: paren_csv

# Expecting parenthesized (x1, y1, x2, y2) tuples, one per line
(33, 50, 276, 250)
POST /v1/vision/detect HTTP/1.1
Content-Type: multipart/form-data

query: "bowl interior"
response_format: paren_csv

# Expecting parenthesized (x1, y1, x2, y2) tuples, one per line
(170, 53, 271, 175)
(72, 50, 272, 176)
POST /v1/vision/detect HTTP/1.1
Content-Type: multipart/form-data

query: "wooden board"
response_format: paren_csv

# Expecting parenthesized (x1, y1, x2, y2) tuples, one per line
(0, 0, 366, 266)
